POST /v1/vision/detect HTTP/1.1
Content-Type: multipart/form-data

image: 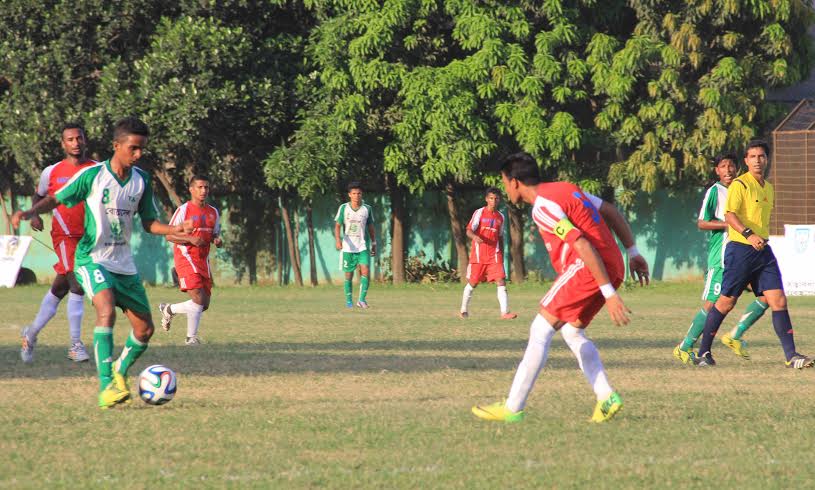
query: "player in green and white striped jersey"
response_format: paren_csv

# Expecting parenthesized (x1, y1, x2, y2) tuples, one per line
(673, 154, 769, 364)
(334, 182, 376, 308)
(14, 117, 193, 409)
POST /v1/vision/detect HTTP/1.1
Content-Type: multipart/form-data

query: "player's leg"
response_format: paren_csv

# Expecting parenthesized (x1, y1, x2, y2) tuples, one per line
(20, 275, 68, 363)
(182, 287, 209, 344)
(110, 272, 154, 397)
(494, 265, 516, 319)
(357, 250, 371, 308)
(65, 272, 89, 362)
(728, 296, 769, 341)
(676, 268, 719, 363)
(459, 264, 480, 319)
(342, 251, 356, 308)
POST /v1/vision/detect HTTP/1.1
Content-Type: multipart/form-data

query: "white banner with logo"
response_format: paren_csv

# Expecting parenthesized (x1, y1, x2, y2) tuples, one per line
(770, 224, 815, 296)
(0, 235, 32, 287)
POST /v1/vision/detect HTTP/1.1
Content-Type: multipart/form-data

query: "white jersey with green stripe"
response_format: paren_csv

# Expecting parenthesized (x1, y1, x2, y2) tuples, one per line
(335, 202, 373, 252)
(55, 160, 160, 275)
(697, 182, 729, 270)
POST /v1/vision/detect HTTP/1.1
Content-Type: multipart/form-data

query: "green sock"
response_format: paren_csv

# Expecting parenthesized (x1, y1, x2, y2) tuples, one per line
(114, 331, 148, 377)
(681, 309, 708, 351)
(732, 299, 769, 340)
(359, 276, 369, 302)
(93, 327, 114, 391)
(344, 279, 353, 304)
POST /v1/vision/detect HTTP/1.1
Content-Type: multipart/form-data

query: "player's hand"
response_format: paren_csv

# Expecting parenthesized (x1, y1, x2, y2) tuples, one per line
(475, 236, 484, 244)
(30, 215, 44, 232)
(370, 244, 376, 256)
(188, 236, 205, 247)
(747, 234, 766, 251)
(605, 294, 631, 326)
(213, 237, 223, 247)
(629, 255, 650, 286)
(181, 218, 195, 234)
(11, 210, 27, 229)
(335, 240, 342, 251)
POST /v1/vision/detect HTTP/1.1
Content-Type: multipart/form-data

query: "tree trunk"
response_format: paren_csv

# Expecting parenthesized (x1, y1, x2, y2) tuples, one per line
(508, 202, 526, 283)
(280, 196, 303, 286)
(0, 189, 12, 235)
(445, 182, 468, 283)
(306, 203, 318, 286)
(387, 175, 406, 284)
(293, 207, 303, 275)
(275, 208, 283, 286)
(153, 167, 183, 208)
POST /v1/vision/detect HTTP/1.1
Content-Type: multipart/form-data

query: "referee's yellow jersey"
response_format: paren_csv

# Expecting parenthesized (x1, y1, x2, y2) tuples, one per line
(725, 171, 774, 244)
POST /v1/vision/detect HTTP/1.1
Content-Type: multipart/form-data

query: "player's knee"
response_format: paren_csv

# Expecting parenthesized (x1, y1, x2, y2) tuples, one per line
(96, 307, 115, 326)
(135, 322, 154, 342)
(560, 324, 588, 347)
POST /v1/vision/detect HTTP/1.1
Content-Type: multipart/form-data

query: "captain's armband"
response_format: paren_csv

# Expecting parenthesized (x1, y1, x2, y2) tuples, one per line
(553, 218, 575, 241)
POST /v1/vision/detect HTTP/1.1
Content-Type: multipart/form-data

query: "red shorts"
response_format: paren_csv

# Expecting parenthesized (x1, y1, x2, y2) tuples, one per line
(178, 272, 213, 296)
(52, 236, 80, 275)
(540, 258, 624, 327)
(466, 262, 506, 284)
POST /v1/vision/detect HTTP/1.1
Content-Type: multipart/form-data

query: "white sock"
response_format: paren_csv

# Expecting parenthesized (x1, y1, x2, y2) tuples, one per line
(506, 314, 556, 412)
(497, 285, 509, 314)
(560, 324, 614, 401)
(67, 292, 84, 344)
(460, 283, 474, 313)
(170, 299, 202, 315)
(29, 291, 61, 337)
(185, 303, 205, 338)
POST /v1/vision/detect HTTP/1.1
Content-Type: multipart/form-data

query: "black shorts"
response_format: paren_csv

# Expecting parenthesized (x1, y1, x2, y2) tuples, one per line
(721, 241, 783, 298)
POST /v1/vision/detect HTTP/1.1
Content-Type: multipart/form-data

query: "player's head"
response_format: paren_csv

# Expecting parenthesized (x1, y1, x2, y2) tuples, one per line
(744, 140, 769, 176)
(499, 152, 540, 204)
(112, 117, 150, 167)
(713, 153, 737, 187)
(485, 186, 501, 210)
(189, 175, 210, 204)
(60, 122, 87, 159)
(347, 181, 363, 205)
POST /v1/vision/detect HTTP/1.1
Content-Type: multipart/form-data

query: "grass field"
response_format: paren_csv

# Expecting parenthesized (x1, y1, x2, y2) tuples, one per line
(3, 281, 815, 488)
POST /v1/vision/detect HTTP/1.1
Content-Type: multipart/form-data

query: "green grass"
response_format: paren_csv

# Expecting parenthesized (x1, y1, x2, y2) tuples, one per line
(3, 281, 815, 488)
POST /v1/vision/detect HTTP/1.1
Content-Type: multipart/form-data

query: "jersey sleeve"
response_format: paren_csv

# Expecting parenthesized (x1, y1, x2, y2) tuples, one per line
(36, 165, 54, 197)
(364, 204, 374, 225)
(334, 203, 345, 224)
(137, 173, 160, 223)
(498, 211, 506, 237)
(698, 186, 718, 221)
(468, 208, 482, 232)
(725, 180, 745, 215)
(532, 199, 582, 244)
(55, 165, 98, 208)
(584, 192, 604, 211)
(168, 204, 186, 226)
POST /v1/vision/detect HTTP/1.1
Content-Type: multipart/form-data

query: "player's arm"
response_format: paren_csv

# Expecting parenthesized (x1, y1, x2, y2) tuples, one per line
(334, 222, 342, 250)
(367, 222, 376, 256)
(165, 232, 205, 246)
(29, 193, 46, 231)
(465, 210, 483, 243)
(725, 211, 765, 250)
(571, 236, 631, 326)
(12, 195, 59, 228)
(212, 211, 223, 247)
(144, 219, 194, 236)
(697, 219, 726, 231)
(596, 199, 650, 286)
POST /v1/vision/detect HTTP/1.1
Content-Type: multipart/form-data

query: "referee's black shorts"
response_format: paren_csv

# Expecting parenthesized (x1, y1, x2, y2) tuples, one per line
(721, 241, 783, 298)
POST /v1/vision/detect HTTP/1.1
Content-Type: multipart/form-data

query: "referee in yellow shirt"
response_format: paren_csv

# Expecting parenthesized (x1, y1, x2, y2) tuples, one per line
(696, 140, 814, 368)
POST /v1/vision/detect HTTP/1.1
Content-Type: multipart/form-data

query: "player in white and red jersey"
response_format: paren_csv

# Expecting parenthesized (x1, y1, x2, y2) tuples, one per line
(459, 187, 517, 319)
(473, 152, 650, 424)
(20, 123, 97, 364)
(158, 175, 222, 345)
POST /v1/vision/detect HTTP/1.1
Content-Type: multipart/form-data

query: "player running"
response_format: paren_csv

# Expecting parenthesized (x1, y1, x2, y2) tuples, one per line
(334, 182, 376, 309)
(13, 117, 193, 409)
(472, 152, 650, 423)
(673, 154, 768, 364)
(695, 141, 814, 368)
(19, 123, 96, 363)
(158, 175, 222, 345)
(459, 187, 517, 320)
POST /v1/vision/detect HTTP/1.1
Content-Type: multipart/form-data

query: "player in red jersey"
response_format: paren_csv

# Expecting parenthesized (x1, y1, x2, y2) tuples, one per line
(473, 152, 649, 423)
(158, 175, 222, 345)
(20, 123, 97, 364)
(459, 187, 517, 319)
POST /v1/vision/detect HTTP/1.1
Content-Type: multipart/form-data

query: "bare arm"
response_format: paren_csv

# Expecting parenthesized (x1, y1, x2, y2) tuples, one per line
(697, 219, 727, 231)
(572, 236, 630, 326)
(165, 232, 204, 246)
(29, 193, 45, 231)
(335, 222, 342, 250)
(143, 219, 192, 236)
(367, 222, 377, 256)
(466, 227, 483, 243)
(12, 195, 59, 228)
(725, 211, 766, 250)
(598, 201, 650, 286)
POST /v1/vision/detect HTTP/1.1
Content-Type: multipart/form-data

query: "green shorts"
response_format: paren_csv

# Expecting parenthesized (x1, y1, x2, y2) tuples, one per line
(75, 263, 151, 314)
(701, 267, 723, 303)
(341, 250, 371, 273)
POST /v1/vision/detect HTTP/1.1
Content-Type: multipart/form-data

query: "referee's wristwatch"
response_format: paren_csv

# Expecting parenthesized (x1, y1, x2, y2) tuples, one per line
(741, 227, 754, 239)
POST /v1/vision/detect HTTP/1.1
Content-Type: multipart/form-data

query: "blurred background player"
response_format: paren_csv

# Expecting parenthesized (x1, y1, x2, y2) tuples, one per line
(472, 152, 649, 424)
(459, 187, 517, 320)
(19, 123, 96, 363)
(159, 175, 222, 345)
(674, 154, 768, 364)
(14, 116, 193, 409)
(335, 182, 376, 309)
(696, 141, 813, 369)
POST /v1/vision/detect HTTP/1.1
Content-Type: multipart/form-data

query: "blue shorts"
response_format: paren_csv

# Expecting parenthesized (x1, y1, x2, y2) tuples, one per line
(721, 242, 783, 298)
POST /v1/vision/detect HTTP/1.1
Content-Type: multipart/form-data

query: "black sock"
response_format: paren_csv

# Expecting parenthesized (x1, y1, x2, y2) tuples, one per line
(698, 306, 726, 356)
(772, 310, 797, 361)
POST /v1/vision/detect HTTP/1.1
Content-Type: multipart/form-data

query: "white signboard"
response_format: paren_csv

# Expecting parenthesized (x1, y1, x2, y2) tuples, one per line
(0, 235, 32, 288)
(771, 224, 815, 296)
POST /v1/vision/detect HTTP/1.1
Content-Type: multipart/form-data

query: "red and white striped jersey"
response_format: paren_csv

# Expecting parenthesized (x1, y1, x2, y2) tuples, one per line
(531, 182, 623, 275)
(170, 201, 221, 278)
(37, 159, 97, 238)
(467, 206, 504, 264)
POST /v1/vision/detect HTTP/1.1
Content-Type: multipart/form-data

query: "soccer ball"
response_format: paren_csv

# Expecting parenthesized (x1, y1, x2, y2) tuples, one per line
(138, 364, 177, 405)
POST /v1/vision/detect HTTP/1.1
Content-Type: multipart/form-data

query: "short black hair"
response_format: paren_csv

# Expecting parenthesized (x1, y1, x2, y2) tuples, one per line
(189, 174, 210, 186)
(113, 116, 150, 142)
(745, 140, 769, 156)
(713, 153, 737, 166)
(485, 186, 501, 197)
(61, 122, 85, 139)
(347, 181, 362, 192)
(499, 152, 540, 185)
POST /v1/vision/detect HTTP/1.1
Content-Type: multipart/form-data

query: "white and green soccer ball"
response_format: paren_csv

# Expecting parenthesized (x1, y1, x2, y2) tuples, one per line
(138, 364, 177, 405)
